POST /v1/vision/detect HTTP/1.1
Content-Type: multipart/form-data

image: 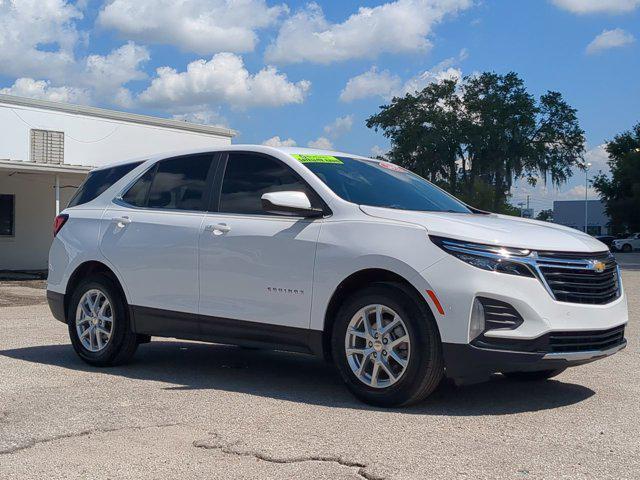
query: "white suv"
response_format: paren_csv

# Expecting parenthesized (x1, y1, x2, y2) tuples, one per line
(612, 233, 640, 252)
(47, 146, 628, 406)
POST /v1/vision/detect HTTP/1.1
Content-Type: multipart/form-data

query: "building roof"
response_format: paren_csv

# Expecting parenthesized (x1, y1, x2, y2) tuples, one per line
(0, 94, 236, 138)
(0, 159, 93, 175)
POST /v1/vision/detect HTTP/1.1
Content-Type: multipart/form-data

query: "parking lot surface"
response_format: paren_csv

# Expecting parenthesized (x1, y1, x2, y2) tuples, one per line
(0, 261, 638, 479)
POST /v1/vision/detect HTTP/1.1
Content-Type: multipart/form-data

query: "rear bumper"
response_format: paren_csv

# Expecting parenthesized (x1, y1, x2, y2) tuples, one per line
(46, 290, 66, 324)
(443, 338, 627, 384)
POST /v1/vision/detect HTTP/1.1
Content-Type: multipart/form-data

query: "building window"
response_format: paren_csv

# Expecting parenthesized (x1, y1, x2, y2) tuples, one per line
(0, 194, 15, 236)
(30, 129, 64, 164)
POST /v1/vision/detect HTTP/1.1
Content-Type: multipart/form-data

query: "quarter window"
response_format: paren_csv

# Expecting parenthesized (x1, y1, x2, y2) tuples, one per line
(145, 154, 214, 211)
(68, 162, 142, 208)
(219, 153, 314, 215)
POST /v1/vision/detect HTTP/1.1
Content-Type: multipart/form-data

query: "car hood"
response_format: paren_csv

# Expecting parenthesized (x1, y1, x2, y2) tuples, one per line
(360, 206, 607, 252)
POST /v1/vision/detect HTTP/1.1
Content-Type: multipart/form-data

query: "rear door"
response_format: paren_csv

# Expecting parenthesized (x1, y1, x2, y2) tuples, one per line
(198, 152, 323, 333)
(100, 153, 217, 324)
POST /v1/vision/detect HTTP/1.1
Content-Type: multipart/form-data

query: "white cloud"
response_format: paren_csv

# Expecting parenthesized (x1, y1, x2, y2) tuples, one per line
(370, 145, 388, 158)
(0, 78, 90, 104)
(262, 136, 297, 147)
(583, 144, 610, 172)
(137, 53, 311, 109)
(341, 62, 462, 102)
(586, 29, 635, 54)
(265, 0, 472, 65)
(400, 66, 462, 96)
(98, 0, 287, 54)
(0, 0, 82, 81)
(84, 42, 150, 96)
(172, 110, 228, 128)
(551, 0, 640, 14)
(324, 115, 354, 138)
(307, 137, 333, 149)
(340, 67, 402, 102)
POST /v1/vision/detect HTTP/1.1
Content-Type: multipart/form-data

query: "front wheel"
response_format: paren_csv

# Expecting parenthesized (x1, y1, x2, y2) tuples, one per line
(68, 274, 138, 367)
(621, 244, 632, 253)
(331, 283, 443, 407)
(503, 368, 566, 381)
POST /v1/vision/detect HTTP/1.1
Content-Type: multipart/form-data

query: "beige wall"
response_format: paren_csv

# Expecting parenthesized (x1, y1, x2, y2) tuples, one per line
(0, 170, 82, 271)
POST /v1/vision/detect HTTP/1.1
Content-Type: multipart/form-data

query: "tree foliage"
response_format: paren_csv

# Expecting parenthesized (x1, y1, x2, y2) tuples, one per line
(536, 209, 554, 222)
(366, 72, 585, 213)
(592, 123, 640, 233)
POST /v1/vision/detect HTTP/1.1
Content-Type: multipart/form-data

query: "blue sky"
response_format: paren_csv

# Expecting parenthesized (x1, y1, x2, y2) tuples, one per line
(1, 0, 638, 212)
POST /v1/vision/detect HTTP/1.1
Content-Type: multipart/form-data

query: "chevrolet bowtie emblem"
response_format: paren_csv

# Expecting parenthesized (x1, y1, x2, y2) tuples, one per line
(593, 261, 606, 273)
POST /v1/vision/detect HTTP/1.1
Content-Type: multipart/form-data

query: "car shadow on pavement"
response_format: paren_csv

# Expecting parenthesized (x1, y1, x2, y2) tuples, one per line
(0, 340, 595, 416)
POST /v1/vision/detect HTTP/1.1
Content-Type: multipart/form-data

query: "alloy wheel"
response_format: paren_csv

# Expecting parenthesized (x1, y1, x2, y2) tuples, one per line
(75, 289, 114, 352)
(344, 304, 411, 388)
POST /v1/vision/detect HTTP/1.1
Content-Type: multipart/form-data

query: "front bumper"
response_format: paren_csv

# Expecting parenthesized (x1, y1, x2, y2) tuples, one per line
(443, 337, 627, 384)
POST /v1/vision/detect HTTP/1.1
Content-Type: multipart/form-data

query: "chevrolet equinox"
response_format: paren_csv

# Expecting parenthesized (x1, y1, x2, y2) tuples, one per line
(47, 146, 628, 406)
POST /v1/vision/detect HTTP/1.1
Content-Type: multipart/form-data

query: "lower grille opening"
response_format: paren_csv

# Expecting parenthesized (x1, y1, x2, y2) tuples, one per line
(548, 325, 626, 353)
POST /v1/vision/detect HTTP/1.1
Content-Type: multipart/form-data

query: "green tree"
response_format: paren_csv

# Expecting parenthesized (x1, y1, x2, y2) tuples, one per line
(366, 72, 586, 213)
(536, 209, 554, 222)
(592, 123, 640, 233)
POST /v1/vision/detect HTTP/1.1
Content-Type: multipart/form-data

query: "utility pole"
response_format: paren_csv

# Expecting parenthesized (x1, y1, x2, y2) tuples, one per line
(583, 162, 591, 234)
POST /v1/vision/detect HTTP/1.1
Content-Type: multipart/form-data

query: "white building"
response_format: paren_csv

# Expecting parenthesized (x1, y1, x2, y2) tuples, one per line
(0, 94, 235, 271)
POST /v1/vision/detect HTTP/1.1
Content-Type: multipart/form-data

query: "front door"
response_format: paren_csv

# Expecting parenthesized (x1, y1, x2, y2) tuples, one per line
(198, 152, 323, 332)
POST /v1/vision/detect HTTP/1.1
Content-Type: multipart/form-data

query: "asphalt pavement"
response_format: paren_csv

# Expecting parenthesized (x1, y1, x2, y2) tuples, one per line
(0, 265, 638, 479)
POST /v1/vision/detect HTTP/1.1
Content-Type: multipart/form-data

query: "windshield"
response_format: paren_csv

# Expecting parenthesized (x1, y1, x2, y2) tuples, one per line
(296, 155, 471, 213)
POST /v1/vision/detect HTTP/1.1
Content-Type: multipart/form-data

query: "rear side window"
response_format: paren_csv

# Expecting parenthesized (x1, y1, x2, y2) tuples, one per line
(219, 153, 313, 215)
(68, 162, 142, 207)
(122, 154, 215, 211)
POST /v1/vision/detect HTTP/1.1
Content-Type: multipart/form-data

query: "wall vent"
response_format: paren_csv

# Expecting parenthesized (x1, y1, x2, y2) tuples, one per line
(30, 129, 64, 164)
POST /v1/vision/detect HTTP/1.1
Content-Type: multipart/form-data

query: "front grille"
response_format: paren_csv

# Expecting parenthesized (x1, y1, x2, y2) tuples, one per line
(478, 297, 523, 330)
(536, 252, 620, 305)
(548, 325, 626, 352)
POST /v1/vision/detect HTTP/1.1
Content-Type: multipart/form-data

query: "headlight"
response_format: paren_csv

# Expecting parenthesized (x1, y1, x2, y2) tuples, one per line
(430, 236, 535, 277)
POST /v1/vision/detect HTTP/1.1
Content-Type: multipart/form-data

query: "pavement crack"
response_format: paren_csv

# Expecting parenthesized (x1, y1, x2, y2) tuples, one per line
(193, 433, 386, 480)
(0, 422, 185, 456)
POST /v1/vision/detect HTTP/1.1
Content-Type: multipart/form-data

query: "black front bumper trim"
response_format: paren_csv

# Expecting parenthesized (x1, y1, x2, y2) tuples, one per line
(442, 340, 627, 385)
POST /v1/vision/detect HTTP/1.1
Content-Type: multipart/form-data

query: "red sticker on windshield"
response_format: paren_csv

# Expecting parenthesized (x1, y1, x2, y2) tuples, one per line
(378, 161, 407, 173)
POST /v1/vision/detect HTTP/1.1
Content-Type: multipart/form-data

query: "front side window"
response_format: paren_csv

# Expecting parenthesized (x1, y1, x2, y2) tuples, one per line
(219, 153, 315, 215)
(68, 162, 142, 208)
(300, 155, 471, 213)
(0, 194, 15, 236)
(122, 154, 214, 211)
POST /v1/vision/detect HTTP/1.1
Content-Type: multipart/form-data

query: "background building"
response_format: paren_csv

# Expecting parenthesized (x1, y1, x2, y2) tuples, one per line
(0, 94, 235, 271)
(553, 199, 611, 235)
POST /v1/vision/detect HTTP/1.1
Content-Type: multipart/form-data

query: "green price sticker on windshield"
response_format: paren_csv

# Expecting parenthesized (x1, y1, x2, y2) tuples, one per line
(292, 154, 343, 165)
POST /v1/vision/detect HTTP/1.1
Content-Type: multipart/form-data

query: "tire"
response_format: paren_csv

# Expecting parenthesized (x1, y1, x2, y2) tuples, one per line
(503, 368, 566, 381)
(621, 244, 632, 253)
(67, 273, 138, 367)
(331, 283, 443, 407)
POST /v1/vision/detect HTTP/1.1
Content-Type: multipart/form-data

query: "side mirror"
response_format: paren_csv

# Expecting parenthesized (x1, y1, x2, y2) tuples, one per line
(261, 191, 324, 218)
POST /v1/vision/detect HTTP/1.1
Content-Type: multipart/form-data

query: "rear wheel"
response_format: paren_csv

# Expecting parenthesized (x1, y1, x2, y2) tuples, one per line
(68, 274, 138, 367)
(503, 368, 566, 381)
(331, 283, 443, 407)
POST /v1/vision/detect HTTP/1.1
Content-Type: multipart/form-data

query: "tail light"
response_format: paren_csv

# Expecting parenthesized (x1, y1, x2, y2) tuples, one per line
(53, 214, 69, 237)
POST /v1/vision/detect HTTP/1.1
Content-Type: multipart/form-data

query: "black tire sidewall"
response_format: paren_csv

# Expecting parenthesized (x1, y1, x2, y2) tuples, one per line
(67, 274, 131, 366)
(331, 283, 442, 406)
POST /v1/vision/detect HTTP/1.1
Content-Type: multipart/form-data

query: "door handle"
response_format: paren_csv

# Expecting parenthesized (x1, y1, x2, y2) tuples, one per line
(205, 223, 231, 236)
(111, 216, 131, 228)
